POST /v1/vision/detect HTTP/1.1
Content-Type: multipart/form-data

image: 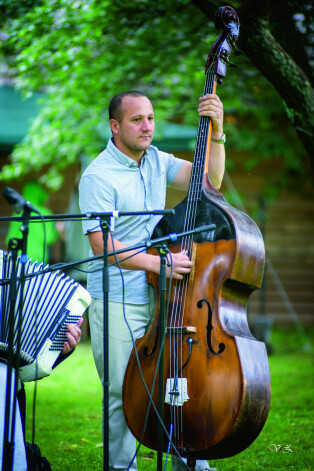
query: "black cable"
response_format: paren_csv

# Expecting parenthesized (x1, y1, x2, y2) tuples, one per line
(108, 233, 189, 470)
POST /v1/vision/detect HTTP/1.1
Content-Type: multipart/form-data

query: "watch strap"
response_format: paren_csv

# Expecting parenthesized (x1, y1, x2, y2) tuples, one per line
(211, 133, 226, 144)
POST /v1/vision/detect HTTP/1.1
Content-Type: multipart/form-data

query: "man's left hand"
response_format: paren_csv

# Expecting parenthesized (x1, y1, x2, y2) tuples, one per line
(61, 317, 84, 355)
(198, 94, 224, 133)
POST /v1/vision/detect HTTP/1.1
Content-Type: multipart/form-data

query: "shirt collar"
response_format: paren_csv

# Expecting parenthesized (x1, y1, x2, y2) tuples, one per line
(107, 138, 148, 168)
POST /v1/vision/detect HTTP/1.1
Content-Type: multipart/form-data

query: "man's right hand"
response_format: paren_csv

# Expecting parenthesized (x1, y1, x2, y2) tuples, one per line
(166, 250, 193, 280)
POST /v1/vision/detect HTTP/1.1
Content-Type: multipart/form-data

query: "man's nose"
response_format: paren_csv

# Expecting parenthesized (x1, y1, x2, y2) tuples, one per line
(141, 119, 153, 131)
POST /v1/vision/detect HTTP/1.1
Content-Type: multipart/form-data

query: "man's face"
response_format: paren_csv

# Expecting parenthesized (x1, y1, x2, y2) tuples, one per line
(110, 96, 155, 160)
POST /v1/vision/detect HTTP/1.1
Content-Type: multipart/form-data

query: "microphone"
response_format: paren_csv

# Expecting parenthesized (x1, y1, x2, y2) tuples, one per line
(2, 186, 40, 215)
(193, 223, 216, 234)
(146, 224, 216, 247)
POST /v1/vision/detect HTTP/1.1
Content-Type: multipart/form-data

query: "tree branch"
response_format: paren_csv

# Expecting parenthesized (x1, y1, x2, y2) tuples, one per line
(190, 0, 314, 163)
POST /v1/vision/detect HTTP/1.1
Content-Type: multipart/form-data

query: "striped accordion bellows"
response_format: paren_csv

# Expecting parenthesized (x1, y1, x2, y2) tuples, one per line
(0, 250, 91, 382)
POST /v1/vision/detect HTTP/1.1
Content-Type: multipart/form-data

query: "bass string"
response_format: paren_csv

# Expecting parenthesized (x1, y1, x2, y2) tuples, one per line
(167, 66, 216, 440)
(168, 66, 216, 341)
(182, 64, 216, 243)
(169, 66, 216, 334)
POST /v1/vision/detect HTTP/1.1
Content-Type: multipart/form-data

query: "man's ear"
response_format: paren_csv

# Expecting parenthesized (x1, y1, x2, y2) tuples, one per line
(110, 119, 120, 135)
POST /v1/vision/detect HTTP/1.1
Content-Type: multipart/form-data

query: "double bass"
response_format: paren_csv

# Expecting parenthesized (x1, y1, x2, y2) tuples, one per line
(122, 6, 271, 463)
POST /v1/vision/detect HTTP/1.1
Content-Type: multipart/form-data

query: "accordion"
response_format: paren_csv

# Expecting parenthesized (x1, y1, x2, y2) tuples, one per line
(0, 249, 91, 382)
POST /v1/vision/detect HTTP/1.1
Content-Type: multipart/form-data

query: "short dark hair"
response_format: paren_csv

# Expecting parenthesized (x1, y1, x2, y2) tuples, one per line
(108, 90, 147, 122)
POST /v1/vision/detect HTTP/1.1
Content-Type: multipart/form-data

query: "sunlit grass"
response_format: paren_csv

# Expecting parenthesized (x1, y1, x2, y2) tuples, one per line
(24, 326, 314, 470)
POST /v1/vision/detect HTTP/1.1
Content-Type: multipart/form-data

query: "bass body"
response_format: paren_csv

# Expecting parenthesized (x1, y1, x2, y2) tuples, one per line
(123, 179, 271, 459)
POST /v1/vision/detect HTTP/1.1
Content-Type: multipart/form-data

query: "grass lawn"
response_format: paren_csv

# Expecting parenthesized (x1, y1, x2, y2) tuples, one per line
(24, 326, 314, 470)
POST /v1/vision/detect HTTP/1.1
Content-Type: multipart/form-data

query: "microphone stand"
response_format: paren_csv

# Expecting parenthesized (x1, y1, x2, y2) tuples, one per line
(143, 224, 216, 471)
(98, 215, 110, 470)
(2, 206, 31, 471)
(85, 209, 175, 471)
(156, 244, 167, 471)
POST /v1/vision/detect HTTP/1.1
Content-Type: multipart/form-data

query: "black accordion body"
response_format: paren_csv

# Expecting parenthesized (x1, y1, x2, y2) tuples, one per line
(0, 249, 91, 382)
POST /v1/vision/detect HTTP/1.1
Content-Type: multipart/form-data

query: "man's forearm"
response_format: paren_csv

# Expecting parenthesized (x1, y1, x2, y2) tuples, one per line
(89, 232, 160, 273)
(207, 141, 225, 189)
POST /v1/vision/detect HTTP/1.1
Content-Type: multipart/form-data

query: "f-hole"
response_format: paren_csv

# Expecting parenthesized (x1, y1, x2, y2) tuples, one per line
(143, 327, 159, 357)
(197, 299, 225, 355)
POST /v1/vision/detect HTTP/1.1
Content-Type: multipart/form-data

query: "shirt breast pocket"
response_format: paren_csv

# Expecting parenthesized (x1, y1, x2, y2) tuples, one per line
(148, 174, 166, 209)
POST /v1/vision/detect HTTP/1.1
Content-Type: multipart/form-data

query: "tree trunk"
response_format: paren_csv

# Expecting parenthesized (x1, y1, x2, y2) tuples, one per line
(191, 0, 314, 165)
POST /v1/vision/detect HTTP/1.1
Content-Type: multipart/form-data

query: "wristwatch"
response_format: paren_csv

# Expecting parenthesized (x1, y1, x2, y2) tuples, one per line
(211, 133, 226, 144)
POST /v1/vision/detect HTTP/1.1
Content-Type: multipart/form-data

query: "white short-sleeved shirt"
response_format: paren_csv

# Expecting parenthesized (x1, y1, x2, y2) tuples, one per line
(79, 138, 184, 304)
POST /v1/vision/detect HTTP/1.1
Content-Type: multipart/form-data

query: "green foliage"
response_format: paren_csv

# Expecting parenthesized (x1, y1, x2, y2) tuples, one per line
(0, 0, 43, 19)
(0, 0, 306, 193)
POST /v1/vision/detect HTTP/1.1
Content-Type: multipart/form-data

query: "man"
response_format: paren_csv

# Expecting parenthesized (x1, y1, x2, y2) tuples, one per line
(79, 90, 225, 470)
(0, 320, 83, 471)
(2, 214, 85, 470)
